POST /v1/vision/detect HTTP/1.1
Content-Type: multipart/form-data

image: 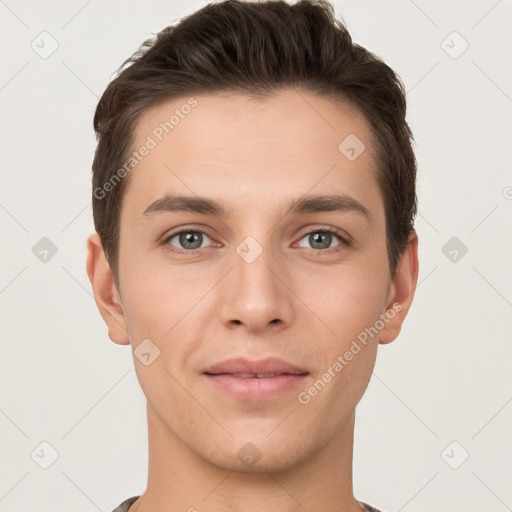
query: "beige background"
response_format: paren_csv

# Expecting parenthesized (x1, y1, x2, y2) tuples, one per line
(0, 0, 511, 510)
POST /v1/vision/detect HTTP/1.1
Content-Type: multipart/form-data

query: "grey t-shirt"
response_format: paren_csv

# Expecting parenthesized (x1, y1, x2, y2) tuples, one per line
(111, 495, 384, 511)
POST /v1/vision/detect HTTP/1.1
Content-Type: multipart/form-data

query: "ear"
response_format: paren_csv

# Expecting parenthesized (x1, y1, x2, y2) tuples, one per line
(86, 232, 130, 345)
(379, 232, 419, 344)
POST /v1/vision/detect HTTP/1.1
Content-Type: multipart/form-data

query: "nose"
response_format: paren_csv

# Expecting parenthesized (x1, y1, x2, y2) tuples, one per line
(218, 239, 294, 334)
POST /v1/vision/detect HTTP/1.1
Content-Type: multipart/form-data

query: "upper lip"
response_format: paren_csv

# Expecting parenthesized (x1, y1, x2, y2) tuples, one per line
(204, 357, 309, 376)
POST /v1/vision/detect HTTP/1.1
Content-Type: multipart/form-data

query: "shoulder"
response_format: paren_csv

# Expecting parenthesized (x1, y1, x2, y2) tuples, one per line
(111, 496, 383, 512)
(111, 495, 140, 512)
(361, 503, 386, 512)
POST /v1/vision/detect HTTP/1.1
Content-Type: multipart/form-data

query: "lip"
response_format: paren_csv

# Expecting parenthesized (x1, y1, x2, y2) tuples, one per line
(203, 357, 309, 401)
(204, 356, 308, 376)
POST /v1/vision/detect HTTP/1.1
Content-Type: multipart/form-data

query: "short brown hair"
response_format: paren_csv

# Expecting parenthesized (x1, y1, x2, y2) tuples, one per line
(92, 0, 417, 285)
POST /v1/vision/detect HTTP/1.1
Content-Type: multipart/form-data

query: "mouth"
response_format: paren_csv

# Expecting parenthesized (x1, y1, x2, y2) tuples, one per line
(205, 372, 306, 378)
(203, 357, 309, 401)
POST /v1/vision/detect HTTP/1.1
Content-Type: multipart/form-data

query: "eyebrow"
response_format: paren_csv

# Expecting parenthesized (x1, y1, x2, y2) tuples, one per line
(141, 193, 371, 221)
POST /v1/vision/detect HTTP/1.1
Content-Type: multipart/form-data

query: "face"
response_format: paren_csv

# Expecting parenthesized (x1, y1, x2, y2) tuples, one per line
(89, 89, 417, 473)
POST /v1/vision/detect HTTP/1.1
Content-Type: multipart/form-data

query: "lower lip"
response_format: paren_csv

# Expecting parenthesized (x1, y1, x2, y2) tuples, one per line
(204, 373, 309, 400)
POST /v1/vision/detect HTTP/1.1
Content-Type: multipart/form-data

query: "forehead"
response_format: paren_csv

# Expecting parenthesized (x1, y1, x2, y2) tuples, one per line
(124, 89, 381, 217)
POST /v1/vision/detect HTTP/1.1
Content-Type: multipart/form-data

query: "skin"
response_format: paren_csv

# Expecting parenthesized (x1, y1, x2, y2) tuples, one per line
(87, 89, 418, 512)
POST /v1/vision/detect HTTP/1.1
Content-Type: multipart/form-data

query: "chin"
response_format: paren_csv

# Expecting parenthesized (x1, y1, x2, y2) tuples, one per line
(193, 431, 319, 474)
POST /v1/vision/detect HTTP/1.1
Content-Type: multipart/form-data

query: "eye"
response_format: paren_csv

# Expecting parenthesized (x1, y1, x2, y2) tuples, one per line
(296, 228, 348, 250)
(164, 230, 214, 252)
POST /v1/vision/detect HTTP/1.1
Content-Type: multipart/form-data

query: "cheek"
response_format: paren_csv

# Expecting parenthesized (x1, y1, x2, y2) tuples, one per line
(297, 272, 382, 414)
(120, 264, 213, 371)
(299, 261, 389, 339)
(119, 264, 175, 345)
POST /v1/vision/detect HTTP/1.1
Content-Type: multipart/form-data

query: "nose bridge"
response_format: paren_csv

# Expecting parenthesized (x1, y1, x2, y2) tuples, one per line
(219, 233, 293, 330)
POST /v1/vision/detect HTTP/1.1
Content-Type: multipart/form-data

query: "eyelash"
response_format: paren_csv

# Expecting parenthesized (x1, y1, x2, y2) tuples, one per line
(162, 227, 351, 255)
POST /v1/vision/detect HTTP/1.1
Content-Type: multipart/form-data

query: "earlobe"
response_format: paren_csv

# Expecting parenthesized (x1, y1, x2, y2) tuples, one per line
(379, 232, 419, 345)
(86, 233, 131, 346)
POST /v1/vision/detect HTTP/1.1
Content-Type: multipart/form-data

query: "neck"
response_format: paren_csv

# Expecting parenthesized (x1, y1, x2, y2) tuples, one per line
(131, 403, 365, 512)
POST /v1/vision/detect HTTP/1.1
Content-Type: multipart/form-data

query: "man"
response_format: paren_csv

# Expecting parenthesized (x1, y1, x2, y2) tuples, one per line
(86, 1, 419, 511)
